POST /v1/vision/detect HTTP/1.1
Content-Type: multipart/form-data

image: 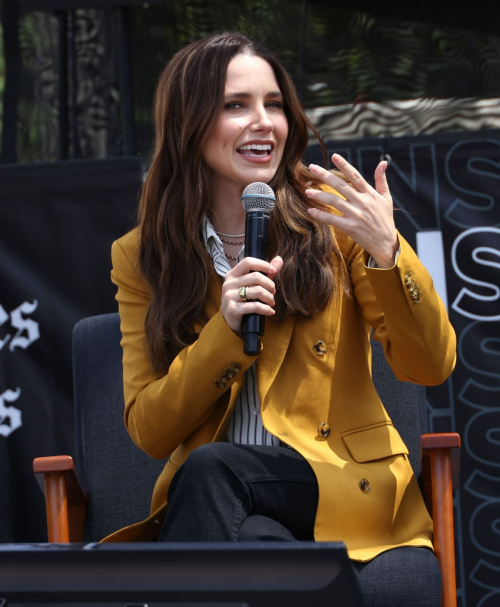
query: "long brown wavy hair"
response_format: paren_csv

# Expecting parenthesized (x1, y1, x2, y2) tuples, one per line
(139, 32, 349, 372)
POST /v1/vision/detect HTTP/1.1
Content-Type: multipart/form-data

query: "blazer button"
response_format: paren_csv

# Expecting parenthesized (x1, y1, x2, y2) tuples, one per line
(318, 422, 330, 438)
(214, 379, 226, 389)
(313, 340, 327, 356)
(230, 363, 242, 373)
(360, 478, 370, 493)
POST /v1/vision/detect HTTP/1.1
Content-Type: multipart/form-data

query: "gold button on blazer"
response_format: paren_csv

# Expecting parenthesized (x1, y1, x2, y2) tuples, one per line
(104, 225, 456, 562)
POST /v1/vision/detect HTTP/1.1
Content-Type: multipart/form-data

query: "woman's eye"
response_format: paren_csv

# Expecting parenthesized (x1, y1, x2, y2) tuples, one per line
(225, 102, 243, 110)
(267, 101, 284, 109)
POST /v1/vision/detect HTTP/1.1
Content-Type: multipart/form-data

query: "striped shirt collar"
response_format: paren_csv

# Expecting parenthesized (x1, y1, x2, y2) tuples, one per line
(202, 215, 245, 278)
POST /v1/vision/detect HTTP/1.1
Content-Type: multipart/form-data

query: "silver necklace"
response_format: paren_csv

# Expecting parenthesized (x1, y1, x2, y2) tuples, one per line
(216, 230, 245, 238)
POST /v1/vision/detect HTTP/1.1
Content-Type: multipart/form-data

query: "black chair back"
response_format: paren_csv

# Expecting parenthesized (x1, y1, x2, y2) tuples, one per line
(73, 313, 166, 541)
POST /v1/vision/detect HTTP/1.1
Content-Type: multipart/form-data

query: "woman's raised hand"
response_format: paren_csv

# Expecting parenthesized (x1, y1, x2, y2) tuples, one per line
(305, 154, 399, 268)
(221, 256, 283, 335)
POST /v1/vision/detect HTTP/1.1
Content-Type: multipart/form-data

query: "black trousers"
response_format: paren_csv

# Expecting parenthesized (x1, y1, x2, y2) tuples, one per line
(158, 443, 441, 607)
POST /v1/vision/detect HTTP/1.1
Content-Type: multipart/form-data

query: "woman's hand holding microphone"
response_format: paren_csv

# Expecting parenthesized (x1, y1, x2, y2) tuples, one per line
(221, 256, 283, 335)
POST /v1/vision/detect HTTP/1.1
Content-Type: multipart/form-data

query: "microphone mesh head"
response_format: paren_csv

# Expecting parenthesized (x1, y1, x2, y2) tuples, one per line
(241, 182, 276, 213)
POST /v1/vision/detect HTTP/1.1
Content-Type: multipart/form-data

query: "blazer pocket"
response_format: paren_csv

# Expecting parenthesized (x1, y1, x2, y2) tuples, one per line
(341, 421, 409, 463)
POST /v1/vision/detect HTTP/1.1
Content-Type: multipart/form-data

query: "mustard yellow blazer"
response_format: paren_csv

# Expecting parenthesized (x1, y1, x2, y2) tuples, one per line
(104, 225, 456, 561)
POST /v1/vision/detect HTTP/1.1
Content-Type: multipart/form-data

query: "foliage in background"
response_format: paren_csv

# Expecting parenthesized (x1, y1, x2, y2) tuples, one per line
(2, 0, 500, 161)
(130, 1, 500, 156)
(303, 10, 500, 105)
(15, 10, 122, 163)
(18, 13, 59, 162)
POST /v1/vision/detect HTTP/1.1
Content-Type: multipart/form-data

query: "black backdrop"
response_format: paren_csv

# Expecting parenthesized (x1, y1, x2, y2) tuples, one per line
(1, 130, 499, 606)
(0, 156, 142, 540)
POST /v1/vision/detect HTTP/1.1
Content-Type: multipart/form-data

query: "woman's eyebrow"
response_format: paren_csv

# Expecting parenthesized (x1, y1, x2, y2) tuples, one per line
(224, 91, 283, 99)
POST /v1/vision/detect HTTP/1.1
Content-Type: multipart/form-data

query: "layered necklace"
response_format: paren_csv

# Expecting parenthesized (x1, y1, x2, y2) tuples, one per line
(216, 230, 244, 261)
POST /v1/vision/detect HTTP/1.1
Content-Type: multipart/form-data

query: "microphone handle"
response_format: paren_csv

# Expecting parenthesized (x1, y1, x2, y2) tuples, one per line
(242, 210, 270, 356)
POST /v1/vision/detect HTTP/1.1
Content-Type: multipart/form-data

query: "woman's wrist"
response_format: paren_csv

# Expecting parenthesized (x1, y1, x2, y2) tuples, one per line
(369, 233, 399, 269)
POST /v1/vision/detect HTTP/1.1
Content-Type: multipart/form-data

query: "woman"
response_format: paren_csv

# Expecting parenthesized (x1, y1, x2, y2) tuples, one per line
(107, 32, 456, 606)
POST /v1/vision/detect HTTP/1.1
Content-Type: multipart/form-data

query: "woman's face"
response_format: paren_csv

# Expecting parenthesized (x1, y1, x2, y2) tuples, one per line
(203, 54, 289, 199)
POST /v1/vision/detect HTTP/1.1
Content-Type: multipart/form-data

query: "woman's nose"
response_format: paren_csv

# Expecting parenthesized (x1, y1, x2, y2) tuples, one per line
(250, 106, 273, 132)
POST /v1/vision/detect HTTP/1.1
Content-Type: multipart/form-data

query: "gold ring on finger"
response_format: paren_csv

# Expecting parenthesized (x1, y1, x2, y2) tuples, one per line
(239, 286, 249, 302)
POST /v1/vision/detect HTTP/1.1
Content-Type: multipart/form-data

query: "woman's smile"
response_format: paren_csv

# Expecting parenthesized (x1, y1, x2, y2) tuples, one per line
(236, 139, 274, 162)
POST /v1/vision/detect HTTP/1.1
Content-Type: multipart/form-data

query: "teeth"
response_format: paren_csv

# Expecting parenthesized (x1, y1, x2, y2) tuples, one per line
(238, 144, 272, 152)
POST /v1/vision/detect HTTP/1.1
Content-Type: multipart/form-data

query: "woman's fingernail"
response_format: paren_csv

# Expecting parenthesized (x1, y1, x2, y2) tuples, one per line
(305, 189, 315, 197)
(308, 208, 316, 216)
(309, 164, 319, 172)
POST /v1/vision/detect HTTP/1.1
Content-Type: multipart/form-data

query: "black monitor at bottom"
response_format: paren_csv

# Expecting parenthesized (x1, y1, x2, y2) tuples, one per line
(0, 541, 364, 606)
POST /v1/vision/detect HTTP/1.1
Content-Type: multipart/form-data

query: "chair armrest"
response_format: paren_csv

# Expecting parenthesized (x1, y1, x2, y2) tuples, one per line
(421, 432, 461, 607)
(33, 456, 87, 543)
(421, 433, 461, 489)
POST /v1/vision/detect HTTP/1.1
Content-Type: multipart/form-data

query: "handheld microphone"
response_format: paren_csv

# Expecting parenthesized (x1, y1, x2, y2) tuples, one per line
(241, 182, 276, 356)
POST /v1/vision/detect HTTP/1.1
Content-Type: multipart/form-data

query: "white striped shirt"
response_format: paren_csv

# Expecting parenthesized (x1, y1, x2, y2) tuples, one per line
(202, 216, 282, 447)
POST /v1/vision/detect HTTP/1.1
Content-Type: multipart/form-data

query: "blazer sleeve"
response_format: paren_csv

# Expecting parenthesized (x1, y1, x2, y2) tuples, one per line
(346, 232, 456, 385)
(111, 237, 257, 460)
